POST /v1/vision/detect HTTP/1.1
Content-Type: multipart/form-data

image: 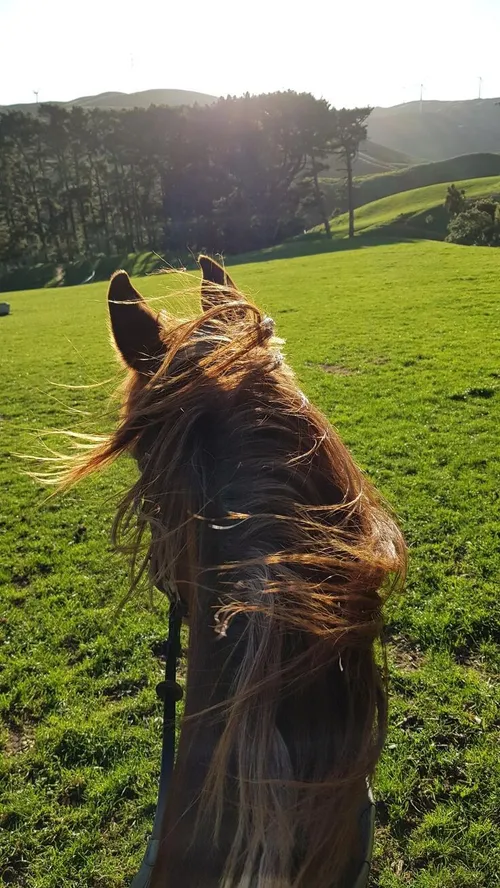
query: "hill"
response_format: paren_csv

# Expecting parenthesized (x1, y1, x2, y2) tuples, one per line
(0, 88, 217, 115)
(368, 96, 500, 161)
(319, 174, 500, 239)
(327, 139, 414, 177)
(322, 153, 500, 213)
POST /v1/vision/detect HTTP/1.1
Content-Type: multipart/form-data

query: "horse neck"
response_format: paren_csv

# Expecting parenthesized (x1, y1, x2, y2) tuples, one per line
(151, 577, 371, 888)
(149, 420, 377, 886)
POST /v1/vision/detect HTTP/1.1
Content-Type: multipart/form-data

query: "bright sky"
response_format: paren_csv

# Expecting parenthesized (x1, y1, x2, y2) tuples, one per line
(2, 0, 500, 108)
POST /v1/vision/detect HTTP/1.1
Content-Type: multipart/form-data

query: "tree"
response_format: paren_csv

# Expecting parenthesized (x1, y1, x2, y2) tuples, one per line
(205, 92, 317, 251)
(280, 94, 339, 238)
(0, 92, 376, 280)
(332, 107, 372, 238)
(474, 198, 497, 219)
(444, 184, 466, 217)
(445, 205, 499, 246)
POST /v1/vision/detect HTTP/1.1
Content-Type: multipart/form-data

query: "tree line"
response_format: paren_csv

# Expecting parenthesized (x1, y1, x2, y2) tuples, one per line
(0, 92, 370, 275)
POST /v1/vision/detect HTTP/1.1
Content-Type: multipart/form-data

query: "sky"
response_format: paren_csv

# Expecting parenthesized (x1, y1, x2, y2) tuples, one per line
(2, 0, 500, 108)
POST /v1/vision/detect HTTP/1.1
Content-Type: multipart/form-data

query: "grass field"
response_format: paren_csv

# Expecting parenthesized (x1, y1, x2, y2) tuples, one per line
(320, 174, 500, 240)
(1, 240, 499, 887)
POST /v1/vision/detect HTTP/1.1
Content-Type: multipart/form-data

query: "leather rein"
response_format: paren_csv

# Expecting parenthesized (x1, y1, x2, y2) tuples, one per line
(130, 601, 184, 888)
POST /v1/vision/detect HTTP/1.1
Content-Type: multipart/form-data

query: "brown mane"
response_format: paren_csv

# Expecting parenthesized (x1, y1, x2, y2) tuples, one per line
(57, 259, 406, 887)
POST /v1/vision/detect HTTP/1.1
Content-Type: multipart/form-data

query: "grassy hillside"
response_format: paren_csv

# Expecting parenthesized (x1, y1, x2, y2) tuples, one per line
(0, 89, 216, 114)
(369, 96, 500, 161)
(1, 241, 499, 887)
(349, 153, 500, 211)
(317, 154, 500, 224)
(321, 174, 500, 239)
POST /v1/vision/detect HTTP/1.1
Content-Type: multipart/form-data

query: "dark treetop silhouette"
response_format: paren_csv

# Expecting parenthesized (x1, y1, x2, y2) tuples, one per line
(0, 93, 370, 280)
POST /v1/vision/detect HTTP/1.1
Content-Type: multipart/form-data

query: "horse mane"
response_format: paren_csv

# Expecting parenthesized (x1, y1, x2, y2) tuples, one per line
(56, 263, 406, 887)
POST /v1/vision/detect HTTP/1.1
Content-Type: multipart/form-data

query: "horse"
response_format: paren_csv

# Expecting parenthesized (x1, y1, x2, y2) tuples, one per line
(60, 256, 406, 888)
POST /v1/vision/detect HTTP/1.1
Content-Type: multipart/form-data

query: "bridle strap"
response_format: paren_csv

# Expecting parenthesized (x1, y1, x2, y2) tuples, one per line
(353, 789, 376, 888)
(130, 602, 184, 888)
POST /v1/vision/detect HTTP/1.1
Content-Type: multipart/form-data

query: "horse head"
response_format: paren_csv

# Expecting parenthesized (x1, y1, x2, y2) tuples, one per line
(68, 257, 406, 887)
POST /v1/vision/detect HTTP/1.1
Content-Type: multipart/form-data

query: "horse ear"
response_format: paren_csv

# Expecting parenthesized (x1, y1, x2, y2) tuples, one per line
(199, 255, 240, 313)
(108, 270, 165, 373)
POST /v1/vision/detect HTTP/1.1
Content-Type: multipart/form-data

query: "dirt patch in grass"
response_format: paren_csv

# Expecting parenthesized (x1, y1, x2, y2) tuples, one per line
(387, 635, 425, 672)
(4, 722, 35, 756)
(305, 361, 359, 376)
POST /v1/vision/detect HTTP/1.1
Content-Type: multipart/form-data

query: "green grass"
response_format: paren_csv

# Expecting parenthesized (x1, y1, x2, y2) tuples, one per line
(317, 174, 500, 240)
(1, 240, 499, 887)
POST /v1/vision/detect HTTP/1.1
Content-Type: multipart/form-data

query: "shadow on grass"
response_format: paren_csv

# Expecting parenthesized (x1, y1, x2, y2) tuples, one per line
(228, 230, 426, 267)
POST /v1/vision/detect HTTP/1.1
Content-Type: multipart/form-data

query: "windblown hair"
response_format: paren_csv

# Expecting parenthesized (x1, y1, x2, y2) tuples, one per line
(56, 259, 406, 888)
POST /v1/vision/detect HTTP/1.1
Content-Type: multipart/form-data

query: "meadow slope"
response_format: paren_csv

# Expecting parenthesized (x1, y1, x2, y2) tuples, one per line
(1, 240, 499, 887)
(318, 174, 500, 240)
